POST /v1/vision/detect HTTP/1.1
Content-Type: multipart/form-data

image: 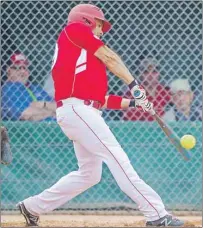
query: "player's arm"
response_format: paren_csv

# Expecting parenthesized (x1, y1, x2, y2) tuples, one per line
(66, 23, 135, 86)
(66, 23, 135, 85)
(103, 96, 155, 116)
(103, 95, 136, 109)
(95, 46, 154, 114)
(95, 45, 134, 85)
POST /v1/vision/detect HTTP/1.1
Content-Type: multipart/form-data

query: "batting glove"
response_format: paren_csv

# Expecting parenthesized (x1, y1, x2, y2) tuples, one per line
(128, 80, 155, 115)
(128, 80, 147, 101)
(129, 98, 155, 114)
(141, 100, 155, 115)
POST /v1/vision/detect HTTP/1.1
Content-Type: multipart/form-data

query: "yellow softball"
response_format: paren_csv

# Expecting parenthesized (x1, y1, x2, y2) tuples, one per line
(180, 135, 196, 150)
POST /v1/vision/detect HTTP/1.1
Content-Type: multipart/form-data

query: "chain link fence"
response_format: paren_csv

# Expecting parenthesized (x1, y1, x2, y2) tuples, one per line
(1, 1, 202, 212)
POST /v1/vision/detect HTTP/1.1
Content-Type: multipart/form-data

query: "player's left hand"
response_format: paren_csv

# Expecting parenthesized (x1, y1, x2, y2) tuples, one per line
(138, 99, 155, 114)
(143, 100, 155, 115)
(133, 99, 155, 115)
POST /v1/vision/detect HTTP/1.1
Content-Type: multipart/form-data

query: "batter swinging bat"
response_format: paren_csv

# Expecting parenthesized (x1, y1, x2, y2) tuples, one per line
(153, 113, 191, 161)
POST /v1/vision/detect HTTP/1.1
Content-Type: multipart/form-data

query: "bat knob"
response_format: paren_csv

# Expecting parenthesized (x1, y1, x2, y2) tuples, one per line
(150, 109, 156, 115)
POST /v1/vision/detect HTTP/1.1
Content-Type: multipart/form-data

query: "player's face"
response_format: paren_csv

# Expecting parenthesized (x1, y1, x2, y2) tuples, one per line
(7, 64, 29, 84)
(93, 18, 104, 38)
(172, 90, 193, 111)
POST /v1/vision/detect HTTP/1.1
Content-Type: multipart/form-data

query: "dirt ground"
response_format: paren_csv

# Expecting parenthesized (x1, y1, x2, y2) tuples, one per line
(1, 214, 202, 227)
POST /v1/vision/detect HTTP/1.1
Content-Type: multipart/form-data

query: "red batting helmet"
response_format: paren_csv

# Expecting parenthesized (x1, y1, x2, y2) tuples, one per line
(68, 4, 111, 33)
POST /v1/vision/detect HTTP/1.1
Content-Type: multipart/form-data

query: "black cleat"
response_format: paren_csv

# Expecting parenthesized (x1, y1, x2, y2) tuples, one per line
(146, 214, 184, 227)
(17, 202, 39, 227)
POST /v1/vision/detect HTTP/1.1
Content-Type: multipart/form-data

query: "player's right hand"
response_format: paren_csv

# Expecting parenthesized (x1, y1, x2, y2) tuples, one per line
(128, 80, 155, 115)
(131, 85, 147, 101)
(128, 80, 147, 101)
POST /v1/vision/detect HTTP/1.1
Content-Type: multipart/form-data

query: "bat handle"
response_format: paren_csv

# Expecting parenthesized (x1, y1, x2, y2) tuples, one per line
(149, 109, 156, 116)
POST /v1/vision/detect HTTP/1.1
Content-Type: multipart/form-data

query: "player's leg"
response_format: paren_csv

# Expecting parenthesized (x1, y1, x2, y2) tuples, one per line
(72, 104, 183, 225)
(71, 105, 168, 222)
(21, 141, 102, 216)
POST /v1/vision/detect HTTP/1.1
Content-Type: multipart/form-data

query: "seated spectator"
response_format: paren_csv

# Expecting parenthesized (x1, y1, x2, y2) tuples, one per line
(123, 56, 171, 121)
(2, 52, 56, 121)
(163, 79, 202, 121)
(43, 72, 55, 97)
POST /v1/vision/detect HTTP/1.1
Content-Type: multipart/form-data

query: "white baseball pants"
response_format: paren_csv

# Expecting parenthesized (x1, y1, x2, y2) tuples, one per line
(23, 98, 168, 221)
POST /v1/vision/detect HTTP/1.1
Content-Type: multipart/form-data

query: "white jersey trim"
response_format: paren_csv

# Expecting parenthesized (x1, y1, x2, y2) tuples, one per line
(75, 64, 87, 75)
(70, 49, 87, 97)
(76, 49, 87, 66)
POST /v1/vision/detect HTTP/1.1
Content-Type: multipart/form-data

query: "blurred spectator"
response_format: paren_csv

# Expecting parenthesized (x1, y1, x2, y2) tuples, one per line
(123, 56, 171, 121)
(163, 79, 202, 121)
(2, 52, 56, 121)
(43, 73, 55, 97)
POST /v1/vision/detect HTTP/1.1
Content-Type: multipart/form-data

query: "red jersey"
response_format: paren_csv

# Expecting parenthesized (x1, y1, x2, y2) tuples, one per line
(123, 84, 171, 121)
(52, 22, 107, 104)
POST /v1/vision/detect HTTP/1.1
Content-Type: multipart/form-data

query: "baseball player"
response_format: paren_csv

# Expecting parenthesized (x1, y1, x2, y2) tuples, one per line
(18, 4, 184, 227)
